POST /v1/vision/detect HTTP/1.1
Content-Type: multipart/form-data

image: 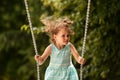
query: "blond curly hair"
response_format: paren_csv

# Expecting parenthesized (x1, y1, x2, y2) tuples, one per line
(41, 17, 74, 43)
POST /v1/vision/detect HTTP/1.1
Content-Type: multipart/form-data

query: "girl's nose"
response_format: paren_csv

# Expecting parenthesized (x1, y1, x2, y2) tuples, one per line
(65, 36, 69, 40)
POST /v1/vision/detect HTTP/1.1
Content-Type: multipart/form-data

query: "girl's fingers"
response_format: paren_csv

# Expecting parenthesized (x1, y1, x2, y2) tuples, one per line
(79, 57, 86, 65)
(34, 55, 40, 60)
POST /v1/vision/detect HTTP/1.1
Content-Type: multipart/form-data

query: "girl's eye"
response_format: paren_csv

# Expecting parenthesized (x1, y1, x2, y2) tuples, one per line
(62, 35, 65, 37)
(67, 35, 70, 37)
(61, 35, 70, 38)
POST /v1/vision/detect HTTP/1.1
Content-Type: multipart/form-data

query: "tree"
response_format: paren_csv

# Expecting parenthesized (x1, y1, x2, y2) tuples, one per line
(0, 0, 120, 80)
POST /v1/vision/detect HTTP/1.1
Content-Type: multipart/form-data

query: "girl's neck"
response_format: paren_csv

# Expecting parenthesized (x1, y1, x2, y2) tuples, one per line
(54, 43, 65, 50)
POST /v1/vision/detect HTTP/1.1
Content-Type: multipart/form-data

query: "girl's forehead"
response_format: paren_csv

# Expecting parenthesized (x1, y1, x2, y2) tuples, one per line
(58, 28, 69, 34)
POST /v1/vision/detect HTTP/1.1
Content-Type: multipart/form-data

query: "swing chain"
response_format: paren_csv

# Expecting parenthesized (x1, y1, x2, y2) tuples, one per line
(24, 0, 40, 80)
(24, 0, 91, 79)
(80, 0, 91, 80)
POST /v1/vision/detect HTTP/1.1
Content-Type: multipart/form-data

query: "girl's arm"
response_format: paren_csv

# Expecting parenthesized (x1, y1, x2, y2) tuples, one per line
(70, 43, 85, 65)
(34, 44, 52, 65)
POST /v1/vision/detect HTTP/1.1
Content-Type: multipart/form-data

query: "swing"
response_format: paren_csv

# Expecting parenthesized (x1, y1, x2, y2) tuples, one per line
(24, 0, 91, 80)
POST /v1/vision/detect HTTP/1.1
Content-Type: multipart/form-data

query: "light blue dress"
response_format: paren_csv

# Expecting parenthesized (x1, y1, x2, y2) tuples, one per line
(45, 42, 79, 80)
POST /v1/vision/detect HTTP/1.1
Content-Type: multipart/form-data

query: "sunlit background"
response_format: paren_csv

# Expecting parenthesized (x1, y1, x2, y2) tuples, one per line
(0, 0, 120, 80)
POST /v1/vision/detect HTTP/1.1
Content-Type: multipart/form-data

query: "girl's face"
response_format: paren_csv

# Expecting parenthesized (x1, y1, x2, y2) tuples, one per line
(54, 28, 70, 46)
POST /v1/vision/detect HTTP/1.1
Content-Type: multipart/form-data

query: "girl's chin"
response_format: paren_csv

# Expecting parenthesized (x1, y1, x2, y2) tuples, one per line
(64, 42, 68, 45)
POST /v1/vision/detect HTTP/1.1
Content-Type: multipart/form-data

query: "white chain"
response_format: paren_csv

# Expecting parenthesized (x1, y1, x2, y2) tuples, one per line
(80, 0, 91, 80)
(24, 0, 40, 80)
(24, 0, 90, 80)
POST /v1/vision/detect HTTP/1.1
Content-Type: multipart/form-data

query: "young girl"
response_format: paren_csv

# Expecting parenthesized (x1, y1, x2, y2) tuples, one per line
(34, 17, 85, 80)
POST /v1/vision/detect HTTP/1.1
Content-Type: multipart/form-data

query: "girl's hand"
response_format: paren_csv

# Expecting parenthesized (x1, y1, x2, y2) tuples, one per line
(34, 55, 44, 65)
(78, 57, 86, 65)
(34, 55, 40, 61)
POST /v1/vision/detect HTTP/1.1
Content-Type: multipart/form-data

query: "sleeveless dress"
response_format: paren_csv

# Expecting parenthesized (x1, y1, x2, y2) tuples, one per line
(45, 42, 79, 80)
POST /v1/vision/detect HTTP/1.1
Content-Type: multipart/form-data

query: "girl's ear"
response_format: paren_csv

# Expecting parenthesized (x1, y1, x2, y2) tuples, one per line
(53, 34, 56, 39)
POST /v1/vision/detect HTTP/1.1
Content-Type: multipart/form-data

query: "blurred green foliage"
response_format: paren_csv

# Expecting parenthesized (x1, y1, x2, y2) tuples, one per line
(0, 0, 120, 80)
